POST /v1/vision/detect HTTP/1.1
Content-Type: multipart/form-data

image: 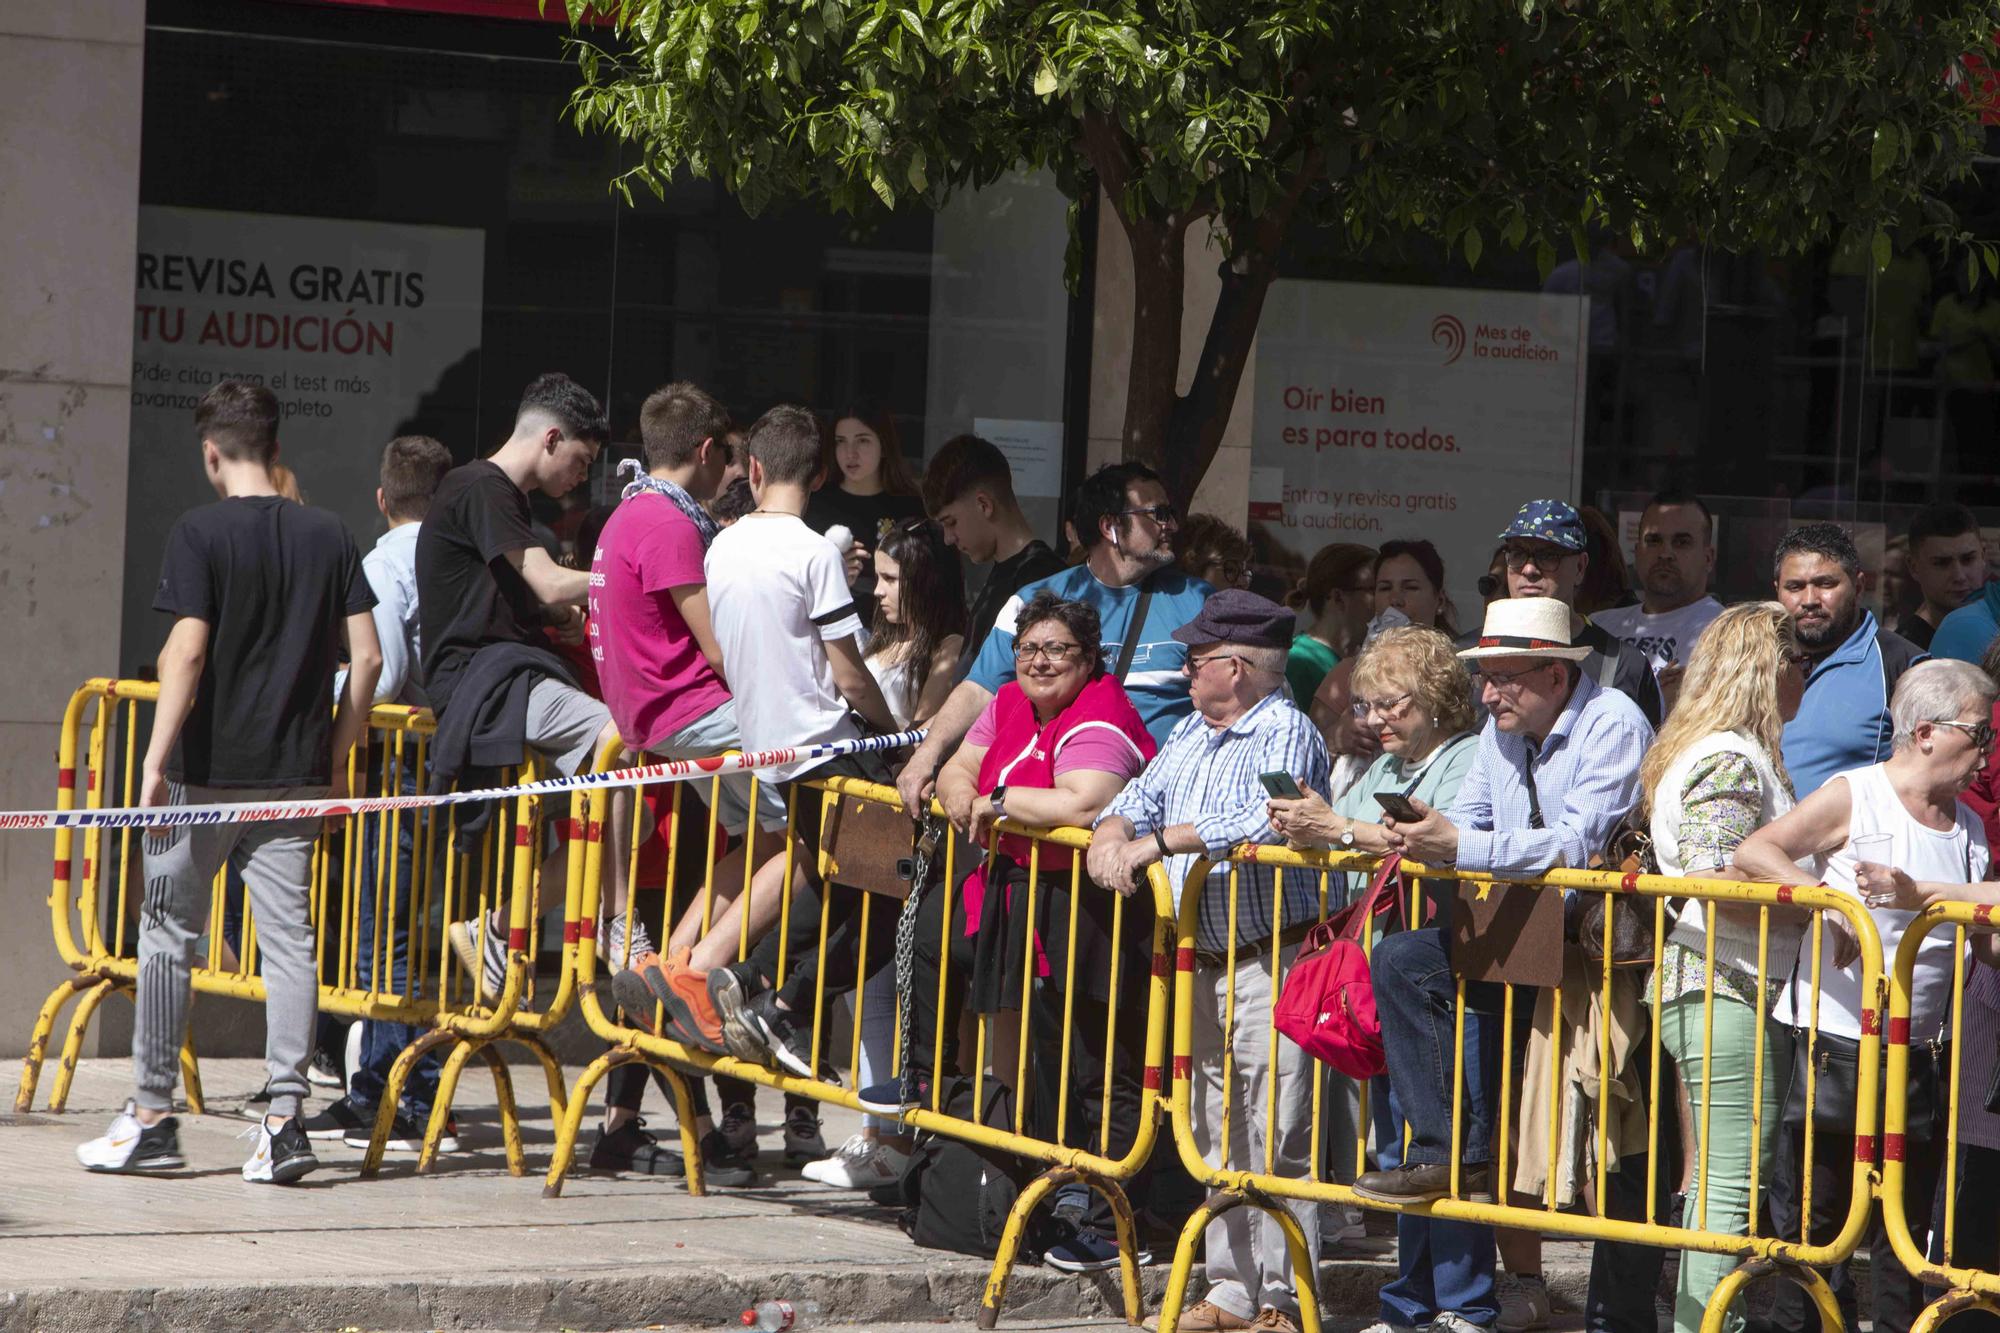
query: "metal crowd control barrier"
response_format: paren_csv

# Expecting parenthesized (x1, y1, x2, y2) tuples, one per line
(547, 752, 1174, 1329)
(1156, 844, 1887, 1333)
(1882, 899, 2000, 1333)
(17, 678, 569, 1178)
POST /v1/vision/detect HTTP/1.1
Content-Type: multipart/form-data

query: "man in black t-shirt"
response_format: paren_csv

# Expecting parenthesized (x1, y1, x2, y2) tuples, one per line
(77, 381, 381, 1186)
(414, 373, 642, 993)
(921, 433, 1067, 680)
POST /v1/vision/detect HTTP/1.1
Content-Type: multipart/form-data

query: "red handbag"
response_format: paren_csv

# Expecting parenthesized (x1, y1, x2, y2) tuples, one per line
(1272, 854, 1411, 1079)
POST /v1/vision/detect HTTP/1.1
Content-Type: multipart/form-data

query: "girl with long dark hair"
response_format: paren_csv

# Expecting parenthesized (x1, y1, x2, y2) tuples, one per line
(803, 404, 927, 604)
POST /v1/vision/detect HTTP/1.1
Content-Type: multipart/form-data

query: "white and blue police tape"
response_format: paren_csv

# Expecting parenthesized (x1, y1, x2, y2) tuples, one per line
(0, 728, 925, 832)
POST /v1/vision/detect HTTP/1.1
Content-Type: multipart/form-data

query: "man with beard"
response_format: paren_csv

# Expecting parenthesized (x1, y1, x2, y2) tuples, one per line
(1774, 522, 1927, 797)
(1592, 491, 1723, 708)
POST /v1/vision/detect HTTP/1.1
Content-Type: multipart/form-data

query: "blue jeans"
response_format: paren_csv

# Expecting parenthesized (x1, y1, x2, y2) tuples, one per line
(1370, 927, 1503, 1168)
(1377, 1082, 1499, 1328)
(348, 765, 440, 1118)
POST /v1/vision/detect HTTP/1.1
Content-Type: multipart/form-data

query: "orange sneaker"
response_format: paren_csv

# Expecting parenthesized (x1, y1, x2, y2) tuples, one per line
(656, 948, 727, 1054)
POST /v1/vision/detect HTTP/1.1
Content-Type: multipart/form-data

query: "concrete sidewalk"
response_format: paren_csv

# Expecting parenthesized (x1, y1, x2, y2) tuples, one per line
(1, 1058, 1605, 1332)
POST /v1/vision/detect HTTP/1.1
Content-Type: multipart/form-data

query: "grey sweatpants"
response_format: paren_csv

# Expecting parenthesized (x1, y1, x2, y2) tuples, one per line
(136, 782, 323, 1119)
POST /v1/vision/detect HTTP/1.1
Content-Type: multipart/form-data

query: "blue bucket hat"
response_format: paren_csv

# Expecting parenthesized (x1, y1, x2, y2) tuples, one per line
(1497, 499, 1587, 552)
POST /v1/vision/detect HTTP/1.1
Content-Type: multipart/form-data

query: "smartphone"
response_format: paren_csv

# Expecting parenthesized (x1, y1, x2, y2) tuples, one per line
(1374, 791, 1423, 822)
(1259, 771, 1305, 800)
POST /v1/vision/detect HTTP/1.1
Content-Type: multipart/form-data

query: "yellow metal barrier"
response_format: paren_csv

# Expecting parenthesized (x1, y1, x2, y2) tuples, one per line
(1881, 899, 2000, 1333)
(1156, 844, 1888, 1333)
(547, 751, 1175, 1329)
(17, 678, 567, 1178)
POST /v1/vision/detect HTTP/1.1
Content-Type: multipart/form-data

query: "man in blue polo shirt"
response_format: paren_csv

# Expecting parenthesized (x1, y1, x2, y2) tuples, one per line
(1774, 522, 1926, 796)
(895, 461, 1213, 818)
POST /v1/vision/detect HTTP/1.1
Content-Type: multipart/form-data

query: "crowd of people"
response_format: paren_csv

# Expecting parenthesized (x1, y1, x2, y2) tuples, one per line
(71, 372, 2000, 1333)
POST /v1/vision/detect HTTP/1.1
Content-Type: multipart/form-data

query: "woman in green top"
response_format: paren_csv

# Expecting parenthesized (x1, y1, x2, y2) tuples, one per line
(1284, 542, 1377, 705)
(1268, 624, 1477, 883)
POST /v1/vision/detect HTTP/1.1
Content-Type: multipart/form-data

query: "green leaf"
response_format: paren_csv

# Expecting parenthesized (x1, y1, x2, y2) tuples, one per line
(871, 170, 896, 207)
(1033, 62, 1057, 97)
(1872, 228, 1892, 272)
(907, 151, 928, 193)
(1463, 227, 1483, 268)
(1871, 121, 1901, 180)
(735, 11, 758, 41)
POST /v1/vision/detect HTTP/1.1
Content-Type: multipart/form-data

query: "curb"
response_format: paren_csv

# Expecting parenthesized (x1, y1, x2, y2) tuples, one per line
(0, 1248, 1608, 1333)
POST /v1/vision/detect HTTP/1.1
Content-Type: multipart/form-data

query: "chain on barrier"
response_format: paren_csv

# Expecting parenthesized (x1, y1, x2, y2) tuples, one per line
(546, 750, 1175, 1330)
(1881, 898, 2000, 1333)
(1154, 842, 1887, 1333)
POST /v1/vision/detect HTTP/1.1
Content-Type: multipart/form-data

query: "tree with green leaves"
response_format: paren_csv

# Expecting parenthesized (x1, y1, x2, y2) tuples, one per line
(556, 0, 1999, 504)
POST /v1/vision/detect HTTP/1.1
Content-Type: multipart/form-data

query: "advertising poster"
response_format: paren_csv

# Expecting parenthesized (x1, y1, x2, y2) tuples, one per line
(122, 206, 485, 671)
(1249, 280, 1589, 624)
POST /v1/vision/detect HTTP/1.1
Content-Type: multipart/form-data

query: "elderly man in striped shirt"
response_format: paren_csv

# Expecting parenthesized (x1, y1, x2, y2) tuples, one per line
(1089, 588, 1332, 1333)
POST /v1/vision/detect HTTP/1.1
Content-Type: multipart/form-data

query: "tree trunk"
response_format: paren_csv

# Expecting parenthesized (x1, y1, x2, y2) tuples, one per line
(1118, 216, 1189, 477)
(1154, 249, 1281, 508)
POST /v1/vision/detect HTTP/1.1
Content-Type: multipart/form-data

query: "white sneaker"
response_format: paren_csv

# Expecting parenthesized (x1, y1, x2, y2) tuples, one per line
(1431, 1315, 1491, 1333)
(240, 1116, 319, 1184)
(1495, 1274, 1550, 1333)
(600, 912, 654, 971)
(1360, 1322, 1421, 1333)
(77, 1101, 185, 1173)
(801, 1133, 908, 1189)
(1322, 1204, 1368, 1245)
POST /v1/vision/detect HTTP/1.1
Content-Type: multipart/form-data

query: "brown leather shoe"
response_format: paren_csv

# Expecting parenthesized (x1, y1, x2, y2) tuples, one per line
(1250, 1309, 1302, 1332)
(1164, 1299, 1255, 1331)
(1352, 1161, 1494, 1204)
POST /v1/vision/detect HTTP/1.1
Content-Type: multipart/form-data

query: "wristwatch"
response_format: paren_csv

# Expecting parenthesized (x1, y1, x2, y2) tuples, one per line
(1155, 828, 1172, 859)
(1338, 824, 1357, 850)
(991, 784, 1008, 821)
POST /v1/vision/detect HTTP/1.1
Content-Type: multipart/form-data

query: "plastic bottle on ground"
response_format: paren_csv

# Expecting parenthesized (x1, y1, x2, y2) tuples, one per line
(741, 1298, 820, 1331)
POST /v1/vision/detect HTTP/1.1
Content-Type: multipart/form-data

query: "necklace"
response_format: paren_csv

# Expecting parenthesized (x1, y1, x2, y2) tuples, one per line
(748, 507, 802, 518)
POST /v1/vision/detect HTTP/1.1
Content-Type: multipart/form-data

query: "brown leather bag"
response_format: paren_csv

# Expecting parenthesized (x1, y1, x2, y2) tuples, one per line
(818, 791, 921, 900)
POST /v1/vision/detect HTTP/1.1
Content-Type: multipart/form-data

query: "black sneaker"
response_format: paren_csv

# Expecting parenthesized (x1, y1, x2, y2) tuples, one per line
(300, 1094, 372, 1142)
(243, 1116, 318, 1184)
(77, 1102, 185, 1173)
(1045, 1227, 1151, 1274)
(719, 1102, 760, 1159)
(345, 1109, 461, 1154)
(745, 992, 816, 1078)
(706, 961, 768, 1064)
(308, 1043, 345, 1089)
(698, 1127, 756, 1187)
(588, 1118, 685, 1176)
(855, 1076, 928, 1115)
(782, 1104, 825, 1167)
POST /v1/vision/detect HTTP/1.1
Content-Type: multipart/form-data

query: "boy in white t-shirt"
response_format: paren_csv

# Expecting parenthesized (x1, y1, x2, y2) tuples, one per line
(636, 404, 898, 1079)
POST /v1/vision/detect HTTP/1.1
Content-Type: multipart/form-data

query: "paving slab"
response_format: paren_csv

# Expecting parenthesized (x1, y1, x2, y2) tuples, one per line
(0, 1058, 1616, 1332)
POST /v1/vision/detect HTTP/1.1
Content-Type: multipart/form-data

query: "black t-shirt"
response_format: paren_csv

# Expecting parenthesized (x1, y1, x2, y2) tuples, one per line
(151, 496, 374, 788)
(956, 539, 1068, 679)
(1894, 611, 1938, 652)
(803, 485, 928, 607)
(417, 460, 545, 714)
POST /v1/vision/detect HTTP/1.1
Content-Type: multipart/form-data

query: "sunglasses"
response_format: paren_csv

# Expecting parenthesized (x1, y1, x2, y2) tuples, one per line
(1120, 504, 1180, 526)
(1934, 719, 1997, 751)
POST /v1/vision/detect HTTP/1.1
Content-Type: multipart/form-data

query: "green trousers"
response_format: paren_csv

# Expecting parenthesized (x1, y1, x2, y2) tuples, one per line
(1657, 992, 1796, 1333)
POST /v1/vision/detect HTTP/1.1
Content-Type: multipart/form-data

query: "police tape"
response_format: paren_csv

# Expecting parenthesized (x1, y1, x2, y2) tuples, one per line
(0, 728, 927, 832)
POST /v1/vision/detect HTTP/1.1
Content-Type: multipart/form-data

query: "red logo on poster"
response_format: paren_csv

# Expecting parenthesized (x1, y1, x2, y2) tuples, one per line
(1431, 314, 1466, 365)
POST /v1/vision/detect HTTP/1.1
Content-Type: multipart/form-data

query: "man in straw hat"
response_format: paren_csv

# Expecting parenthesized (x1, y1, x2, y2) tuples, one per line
(1352, 596, 1657, 1333)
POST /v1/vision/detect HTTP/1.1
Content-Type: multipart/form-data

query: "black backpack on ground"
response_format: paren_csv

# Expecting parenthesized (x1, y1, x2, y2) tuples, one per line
(895, 1075, 1048, 1260)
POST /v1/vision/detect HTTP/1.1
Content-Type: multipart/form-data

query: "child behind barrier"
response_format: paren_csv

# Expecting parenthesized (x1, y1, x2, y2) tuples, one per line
(78, 380, 382, 1184)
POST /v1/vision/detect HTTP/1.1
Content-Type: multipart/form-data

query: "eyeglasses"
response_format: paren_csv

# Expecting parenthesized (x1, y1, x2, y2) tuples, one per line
(1351, 692, 1415, 721)
(1502, 543, 1576, 569)
(1474, 663, 1550, 691)
(1014, 640, 1085, 664)
(1120, 504, 1179, 526)
(1183, 651, 1249, 676)
(1934, 719, 1997, 751)
(1206, 559, 1248, 580)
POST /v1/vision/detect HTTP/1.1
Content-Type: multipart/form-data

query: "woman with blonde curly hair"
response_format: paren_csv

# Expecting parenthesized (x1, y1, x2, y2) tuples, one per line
(1640, 600, 1810, 1333)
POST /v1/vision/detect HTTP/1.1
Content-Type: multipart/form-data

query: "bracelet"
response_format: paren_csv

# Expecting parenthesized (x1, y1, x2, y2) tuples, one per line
(1155, 828, 1172, 859)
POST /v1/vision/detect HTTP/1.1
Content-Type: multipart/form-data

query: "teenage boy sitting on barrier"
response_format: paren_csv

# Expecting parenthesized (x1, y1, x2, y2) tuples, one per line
(621, 405, 899, 1087)
(1088, 589, 1331, 1333)
(302, 434, 458, 1156)
(591, 381, 823, 1183)
(415, 373, 644, 998)
(79, 380, 382, 1184)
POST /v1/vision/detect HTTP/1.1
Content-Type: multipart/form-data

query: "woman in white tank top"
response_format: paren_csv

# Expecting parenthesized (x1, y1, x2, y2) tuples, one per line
(812, 520, 963, 1189)
(1736, 659, 2000, 1333)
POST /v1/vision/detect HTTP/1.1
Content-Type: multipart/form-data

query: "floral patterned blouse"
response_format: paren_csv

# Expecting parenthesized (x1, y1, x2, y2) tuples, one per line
(1656, 751, 1766, 1007)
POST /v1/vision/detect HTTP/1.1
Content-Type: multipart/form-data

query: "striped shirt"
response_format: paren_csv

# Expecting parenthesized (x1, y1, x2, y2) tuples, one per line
(1449, 670, 1653, 876)
(1100, 689, 1331, 951)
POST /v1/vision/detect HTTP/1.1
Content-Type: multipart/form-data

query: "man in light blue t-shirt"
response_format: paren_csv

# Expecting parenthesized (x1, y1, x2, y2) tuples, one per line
(895, 461, 1213, 820)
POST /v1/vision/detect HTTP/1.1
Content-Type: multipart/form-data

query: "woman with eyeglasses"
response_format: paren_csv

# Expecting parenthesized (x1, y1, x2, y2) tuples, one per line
(1631, 602, 1809, 1333)
(803, 404, 927, 605)
(868, 592, 1157, 1266)
(1735, 657, 2000, 1333)
(1178, 512, 1256, 592)
(1284, 542, 1377, 707)
(1266, 624, 1482, 1330)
